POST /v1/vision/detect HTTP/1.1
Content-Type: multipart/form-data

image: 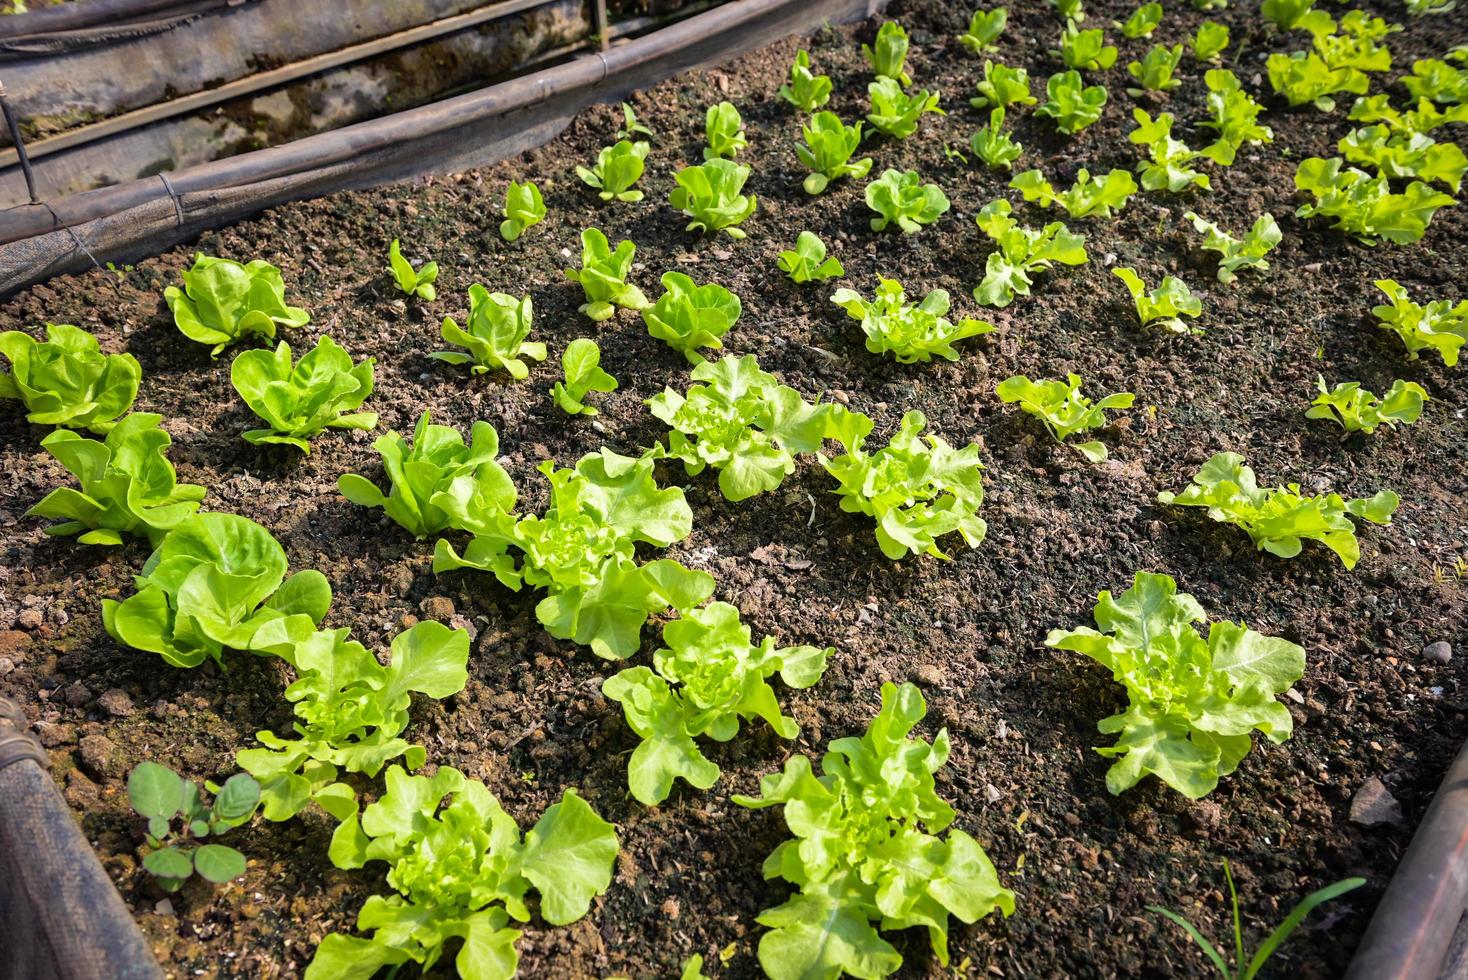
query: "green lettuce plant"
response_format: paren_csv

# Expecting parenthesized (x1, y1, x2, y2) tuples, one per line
(1294, 156, 1455, 244)
(499, 180, 546, 241)
(733, 682, 1015, 980)
(576, 140, 650, 202)
(102, 512, 331, 668)
(1053, 0, 1085, 19)
(1114, 268, 1204, 333)
(1192, 21, 1230, 61)
(165, 253, 310, 357)
(1306, 376, 1427, 434)
(1130, 109, 1210, 192)
(777, 231, 843, 283)
(959, 7, 1007, 53)
(821, 410, 986, 560)
(703, 101, 747, 160)
(1010, 167, 1137, 219)
(863, 20, 911, 84)
(1157, 451, 1399, 568)
(1200, 70, 1273, 165)
(563, 227, 650, 320)
(1339, 124, 1467, 190)
(0, 323, 140, 432)
(308, 766, 617, 980)
(1120, 2, 1162, 38)
(1402, 57, 1468, 103)
(1128, 43, 1184, 95)
(1261, 0, 1316, 29)
(28, 413, 204, 546)
(1347, 94, 1468, 134)
(1183, 211, 1281, 284)
(602, 601, 832, 804)
(1312, 11, 1398, 75)
(1046, 571, 1305, 798)
(388, 239, 438, 301)
(1054, 19, 1117, 71)
(996, 373, 1134, 461)
(649, 354, 839, 501)
(617, 101, 653, 140)
(969, 61, 1035, 109)
(1371, 278, 1467, 364)
(866, 76, 945, 139)
(231, 336, 375, 452)
(973, 199, 1088, 308)
(128, 762, 258, 892)
(434, 286, 545, 379)
(1266, 50, 1367, 111)
(779, 49, 832, 111)
(970, 107, 1024, 169)
(642, 272, 742, 363)
(796, 111, 873, 194)
(669, 159, 758, 239)
(864, 168, 950, 233)
(1036, 70, 1108, 134)
(832, 277, 993, 363)
(550, 339, 618, 416)
(338, 411, 516, 538)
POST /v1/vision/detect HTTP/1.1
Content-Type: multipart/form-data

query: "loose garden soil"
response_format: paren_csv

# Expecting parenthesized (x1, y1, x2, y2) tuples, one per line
(2, 0, 1466, 976)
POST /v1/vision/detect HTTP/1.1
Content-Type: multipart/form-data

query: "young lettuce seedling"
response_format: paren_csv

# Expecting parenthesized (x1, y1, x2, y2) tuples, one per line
(778, 49, 832, 111)
(832, 277, 994, 363)
(617, 101, 653, 140)
(1114, 267, 1205, 333)
(866, 76, 945, 139)
(232, 336, 377, 453)
(1371, 279, 1468, 365)
(0, 323, 140, 433)
(1053, 19, 1117, 71)
(550, 338, 618, 416)
(129, 762, 258, 892)
(777, 231, 844, 283)
(996, 373, 1134, 461)
(1119, 2, 1162, 39)
(1046, 571, 1306, 798)
(733, 682, 1014, 980)
(1157, 451, 1399, 569)
(1306, 376, 1427, 434)
(703, 100, 748, 160)
(864, 168, 950, 233)
(1037, 70, 1108, 134)
(1338, 123, 1467, 190)
(970, 107, 1024, 169)
(499, 179, 546, 241)
(434, 285, 546, 379)
(1200, 70, 1273, 165)
(1267, 50, 1367, 111)
(563, 227, 650, 320)
(1010, 167, 1137, 219)
(1261, 0, 1317, 30)
(642, 272, 742, 363)
(795, 111, 873, 194)
(959, 7, 1008, 54)
(603, 602, 833, 804)
(1129, 109, 1211, 192)
(387, 239, 438, 301)
(863, 20, 912, 84)
(576, 140, 650, 202)
(969, 61, 1035, 109)
(1127, 43, 1184, 95)
(1192, 20, 1230, 61)
(973, 199, 1089, 308)
(1150, 861, 1365, 980)
(1183, 211, 1281, 284)
(669, 158, 758, 238)
(165, 253, 310, 358)
(1293, 156, 1454, 244)
(1402, 57, 1468, 102)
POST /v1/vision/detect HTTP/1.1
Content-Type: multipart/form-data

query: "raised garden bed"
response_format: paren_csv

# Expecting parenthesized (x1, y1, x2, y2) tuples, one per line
(1, 0, 1466, 976)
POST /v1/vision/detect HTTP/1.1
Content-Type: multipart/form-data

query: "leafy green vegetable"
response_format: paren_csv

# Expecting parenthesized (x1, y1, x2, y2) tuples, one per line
(1191, 20, 1230, 62)
(499, 180, 546, 242)
(969, 107, 1024, 169)
(1261, 0, 1316, 29)
(669, 159, 758, 239)
(795, 111, 873, 194)
(1402, 57, 1468, 103)
(1200, 70, 1273, 165)
(1306, 376, 1426, 434)
(434, 285, 546, 380)
(1266, 50, 1367, 111)
(575, 140, 650, 202)
(603, 601, 832, 804)
(776, 231, 844, 283)
(1348, 94, 1468, 134)
(1150, 862, 1365, 980)
(733, 682, 1014, 980)
(1120, 2, 1162, 38)
(1127, 43, 1183, 95)
(703, 101, 748, 160)
(102, 512, 331, 668)
(1183, 211, 1281, 284)
(231, 336, 375, 453)
(1113, 267, 1205, 333)
(1054, 19, 1117, 71)
(649, 354, 840, 501)
(863, 20, 911, 85)
(1129, 109, 1211, 193)
(1053, 0, 1085, 20)
(1010, 167, 1137, 219)
(128, 762, 258, 891)
(972, 199, 1088, 308)
(563, 227, 650, 321)
(778, 49, 831, 111)
(642, 272, 743, 364)
(617, 101, 653, 141)
(165, 253, 310, 357)
(1046, 571, 1306, 799)
(832, 277, 994, 364)
(28, 413, 204, 546)
(996, 373, 1134, 462)
(864, 168, 950, 234)
(238, 620, 468, 829)
(1157, 451, 1399, 568)
(1339, 124, 1467, 191)
(1371, 278, 1467, 364)
(1036, 69, 1108, 134)
(866, 76, 945, 139)
(338, 411, 515, 539)
(959, 7, 1007, 54)
(0, 323, 140, 433)
(388, 239, 438, 301)
(1312, 11, 1399, 75)
(310, 766, 617, 980)
(551, 339, 618, 417)
(821, 410, 986, 560)
(969, 61, 1035, 109)
(1294, 156, 1455, 244)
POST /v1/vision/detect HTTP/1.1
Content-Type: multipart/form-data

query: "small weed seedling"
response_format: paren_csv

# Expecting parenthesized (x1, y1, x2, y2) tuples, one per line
(128, 762, 258, 891)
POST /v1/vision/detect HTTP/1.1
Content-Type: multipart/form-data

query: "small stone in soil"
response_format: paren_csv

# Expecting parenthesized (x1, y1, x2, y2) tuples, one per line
(97, 689, 135, 717)
(1349, 777, 1404, 827)
(910, 664, 944, 687)
(1424, 641, 1452, 664)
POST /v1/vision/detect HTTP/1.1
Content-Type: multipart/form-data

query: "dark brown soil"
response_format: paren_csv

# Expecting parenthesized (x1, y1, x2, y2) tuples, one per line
(3, 0, 1467, 977)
